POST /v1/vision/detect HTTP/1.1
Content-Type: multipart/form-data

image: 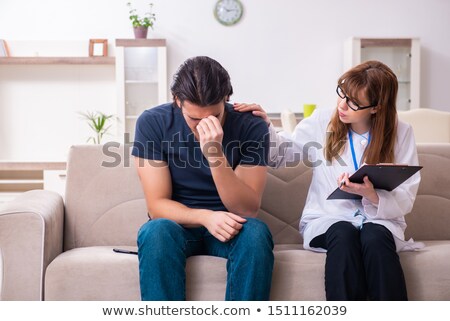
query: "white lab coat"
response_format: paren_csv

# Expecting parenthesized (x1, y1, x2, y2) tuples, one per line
(269, 107, 423, 252)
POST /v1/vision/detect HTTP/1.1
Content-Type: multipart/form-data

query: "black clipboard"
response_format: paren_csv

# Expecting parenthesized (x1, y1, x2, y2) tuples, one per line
(327, 164, 423, 200)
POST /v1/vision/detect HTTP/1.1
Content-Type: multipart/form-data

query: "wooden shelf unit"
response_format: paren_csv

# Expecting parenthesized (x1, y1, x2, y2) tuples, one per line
(0, 57, 115, 65)
(115, 39, 167, 141)
(0, 162, 66, 171)
(0, 162, 67, 202)
(115, 39, 166, 48)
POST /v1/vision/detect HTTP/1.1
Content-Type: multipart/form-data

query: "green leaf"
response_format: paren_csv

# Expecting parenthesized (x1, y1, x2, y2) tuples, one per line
(79, 110, 116, 145)
(127, 2, 156, 28)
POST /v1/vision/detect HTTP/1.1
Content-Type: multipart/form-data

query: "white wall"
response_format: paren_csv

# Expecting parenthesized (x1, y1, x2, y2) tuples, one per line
(1, 0, 449, 160)
(0, 40, 117, 160)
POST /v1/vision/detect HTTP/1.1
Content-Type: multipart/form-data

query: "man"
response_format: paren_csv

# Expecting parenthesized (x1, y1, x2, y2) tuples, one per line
(132, 56, 274, 301)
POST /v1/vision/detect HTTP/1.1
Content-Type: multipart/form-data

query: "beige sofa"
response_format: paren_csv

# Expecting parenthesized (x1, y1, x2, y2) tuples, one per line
(1, 144, 450, 301)
(398, 109, 450, 143)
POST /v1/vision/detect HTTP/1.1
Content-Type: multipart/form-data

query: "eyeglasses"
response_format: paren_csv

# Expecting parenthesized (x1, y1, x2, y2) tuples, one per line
(336, 85, 377, 111)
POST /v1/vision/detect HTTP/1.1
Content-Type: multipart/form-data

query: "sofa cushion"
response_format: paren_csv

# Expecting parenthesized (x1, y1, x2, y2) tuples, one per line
(64, 145, 148, 251)
(259, 167, 312, 244)
(401, 241, 450, 300)
(271, 245, 326, 300)
(405, 144, 450, 240)
(44, 246, 228, 301)
(45, 246, 141, 301)
(45, 241, 450, 300)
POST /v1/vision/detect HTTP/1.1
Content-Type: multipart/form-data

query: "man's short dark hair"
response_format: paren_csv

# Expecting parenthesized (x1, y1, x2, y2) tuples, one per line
(171, 56, 233, 106)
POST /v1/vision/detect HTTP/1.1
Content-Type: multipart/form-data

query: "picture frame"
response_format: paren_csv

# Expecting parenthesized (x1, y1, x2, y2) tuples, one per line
(89, 39, 108, 57)
(0, 39, 10, 57)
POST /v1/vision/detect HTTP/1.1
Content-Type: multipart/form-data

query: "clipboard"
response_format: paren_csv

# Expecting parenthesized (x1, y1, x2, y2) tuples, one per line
(327, 164, 423, 200)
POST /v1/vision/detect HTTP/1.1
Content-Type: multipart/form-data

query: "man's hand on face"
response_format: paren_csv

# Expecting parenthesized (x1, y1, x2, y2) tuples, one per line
(196, 115, 224, 160)
(203, 211, 247, 242)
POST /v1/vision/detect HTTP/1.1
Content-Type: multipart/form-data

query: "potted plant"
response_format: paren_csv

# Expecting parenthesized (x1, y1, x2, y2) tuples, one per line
(127, 2, 156, 39)
(79, 111, 116, 144)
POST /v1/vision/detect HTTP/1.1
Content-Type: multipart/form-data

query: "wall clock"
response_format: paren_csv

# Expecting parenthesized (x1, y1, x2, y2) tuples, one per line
(214, 0, 244, 26)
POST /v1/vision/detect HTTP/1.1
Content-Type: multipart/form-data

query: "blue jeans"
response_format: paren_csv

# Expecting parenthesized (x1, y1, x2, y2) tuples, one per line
(137, 217, 274, 300)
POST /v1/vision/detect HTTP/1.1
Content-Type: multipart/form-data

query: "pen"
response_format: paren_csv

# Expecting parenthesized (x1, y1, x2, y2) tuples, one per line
(339, 179, 346, 188)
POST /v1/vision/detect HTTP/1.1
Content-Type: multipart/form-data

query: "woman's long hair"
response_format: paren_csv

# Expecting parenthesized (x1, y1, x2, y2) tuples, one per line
(325, 60, 398, 164)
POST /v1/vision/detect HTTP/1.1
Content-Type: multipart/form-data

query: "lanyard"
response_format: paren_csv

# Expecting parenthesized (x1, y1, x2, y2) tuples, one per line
(348, 130, 371, 171)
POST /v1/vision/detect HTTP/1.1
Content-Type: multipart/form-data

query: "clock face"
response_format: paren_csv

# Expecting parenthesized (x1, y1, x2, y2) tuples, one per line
(214, 0, 243, 26)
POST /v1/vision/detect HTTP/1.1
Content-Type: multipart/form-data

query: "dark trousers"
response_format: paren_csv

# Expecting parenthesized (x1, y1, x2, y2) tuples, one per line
(310, 221, 408, 301)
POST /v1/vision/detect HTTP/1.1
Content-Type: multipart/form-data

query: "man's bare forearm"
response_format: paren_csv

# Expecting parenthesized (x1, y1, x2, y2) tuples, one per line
(148, 199, 211, 227)
(208, 155, 262, 217)
(195, 115, 265, 217)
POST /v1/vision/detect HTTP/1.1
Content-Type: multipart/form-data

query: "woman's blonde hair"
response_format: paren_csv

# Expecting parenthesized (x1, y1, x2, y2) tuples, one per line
(325, 60, 398, 164)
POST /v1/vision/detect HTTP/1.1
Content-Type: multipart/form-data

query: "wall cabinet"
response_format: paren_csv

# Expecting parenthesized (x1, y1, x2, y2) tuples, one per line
(344, 38, 420, 110)
(115, 39, 167, 142)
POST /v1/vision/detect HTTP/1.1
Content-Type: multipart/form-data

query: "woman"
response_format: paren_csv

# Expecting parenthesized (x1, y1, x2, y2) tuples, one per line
(234, 60, 422, 300)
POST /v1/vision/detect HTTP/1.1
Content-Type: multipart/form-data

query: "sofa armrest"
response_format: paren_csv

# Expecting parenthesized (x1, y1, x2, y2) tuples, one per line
(0, 190, 64, 300)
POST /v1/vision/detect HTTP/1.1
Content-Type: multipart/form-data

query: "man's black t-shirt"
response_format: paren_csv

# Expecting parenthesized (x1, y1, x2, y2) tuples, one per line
(132, 102, 269, 212)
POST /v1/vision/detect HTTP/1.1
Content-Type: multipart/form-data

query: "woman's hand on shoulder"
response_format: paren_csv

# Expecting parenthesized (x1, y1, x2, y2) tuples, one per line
(233, 102, 270, 126)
